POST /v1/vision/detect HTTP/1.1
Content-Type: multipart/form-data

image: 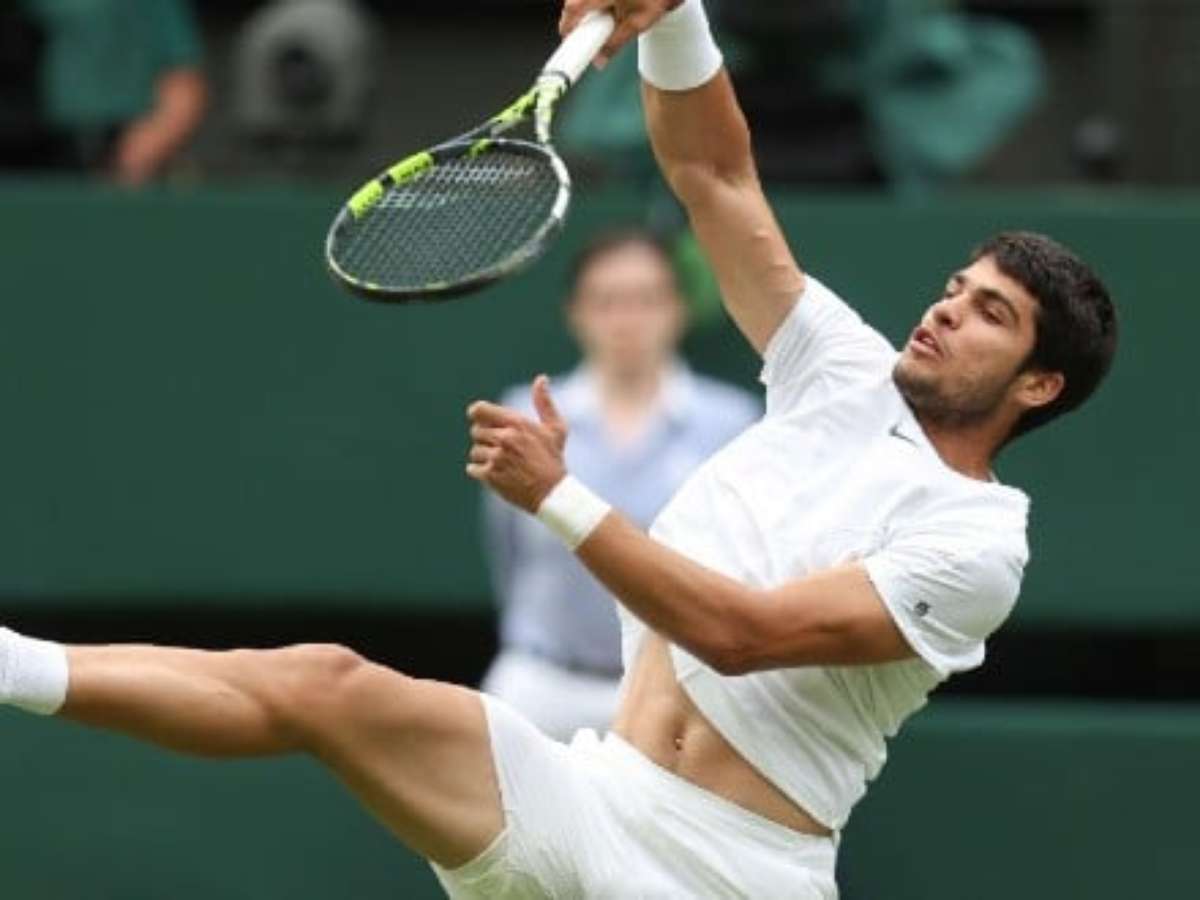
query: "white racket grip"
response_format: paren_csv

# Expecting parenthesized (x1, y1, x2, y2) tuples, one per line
(542, 11, 616, 85)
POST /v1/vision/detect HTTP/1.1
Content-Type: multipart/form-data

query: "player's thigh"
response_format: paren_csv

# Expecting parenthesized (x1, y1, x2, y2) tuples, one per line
(286, 650, 503, 869)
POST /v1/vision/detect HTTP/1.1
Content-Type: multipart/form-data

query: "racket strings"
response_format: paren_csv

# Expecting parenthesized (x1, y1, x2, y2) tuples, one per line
(333, 149, 562, 291)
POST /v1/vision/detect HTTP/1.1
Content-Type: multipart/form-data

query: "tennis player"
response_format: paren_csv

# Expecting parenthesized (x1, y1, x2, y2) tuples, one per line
(1, 1, 1116, 896)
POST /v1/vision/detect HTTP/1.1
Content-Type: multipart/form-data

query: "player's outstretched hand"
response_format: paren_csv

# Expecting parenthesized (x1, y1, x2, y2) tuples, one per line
(560, 0, 683, 69)
(467, 375, 569, 513)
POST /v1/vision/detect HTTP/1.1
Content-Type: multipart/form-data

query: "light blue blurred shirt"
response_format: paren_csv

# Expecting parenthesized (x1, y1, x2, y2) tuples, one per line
(484, 362, 760, 676)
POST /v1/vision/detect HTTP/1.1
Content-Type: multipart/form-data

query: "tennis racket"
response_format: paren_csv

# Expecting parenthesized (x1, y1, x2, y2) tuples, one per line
(325, 12, 616, 302)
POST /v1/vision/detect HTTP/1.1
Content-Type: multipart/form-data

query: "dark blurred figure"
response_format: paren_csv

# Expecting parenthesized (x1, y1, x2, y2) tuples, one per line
(231, 0, 377, 178)
(0, 0, 206, 187)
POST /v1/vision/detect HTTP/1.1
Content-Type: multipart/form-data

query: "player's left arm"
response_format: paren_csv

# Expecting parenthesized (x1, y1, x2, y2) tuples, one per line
(574, 513, 912, 673)
(467, 379, 912, 673)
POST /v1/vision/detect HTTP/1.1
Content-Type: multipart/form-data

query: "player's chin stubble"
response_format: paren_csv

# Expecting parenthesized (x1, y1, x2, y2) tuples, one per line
(892, 359, 1006, 429)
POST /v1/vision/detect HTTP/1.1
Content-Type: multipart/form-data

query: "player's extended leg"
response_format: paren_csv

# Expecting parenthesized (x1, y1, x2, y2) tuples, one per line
(57, 642, 504, 868)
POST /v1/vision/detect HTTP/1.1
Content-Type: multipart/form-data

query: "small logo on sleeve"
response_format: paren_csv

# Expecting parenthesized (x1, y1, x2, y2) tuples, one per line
(913, 601, 931, 618)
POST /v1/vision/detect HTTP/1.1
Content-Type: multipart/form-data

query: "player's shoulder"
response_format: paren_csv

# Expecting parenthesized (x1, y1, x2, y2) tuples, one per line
(801, 275, 894, 352)
(899, 476, 1030, 564)
(762, 274, 896, 388)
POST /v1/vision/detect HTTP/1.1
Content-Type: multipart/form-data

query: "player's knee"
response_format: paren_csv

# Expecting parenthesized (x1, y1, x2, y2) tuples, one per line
(259, 643, 369, 734)
(286, 642, 365, 678)
(282, 642, 366, 696)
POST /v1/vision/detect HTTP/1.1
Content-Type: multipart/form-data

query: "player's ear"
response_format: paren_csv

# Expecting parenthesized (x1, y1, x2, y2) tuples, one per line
(1013, 369, 1064, 412)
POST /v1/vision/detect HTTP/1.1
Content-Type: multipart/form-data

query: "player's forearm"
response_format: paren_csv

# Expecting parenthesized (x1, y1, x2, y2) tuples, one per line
(575, 511, 757, 674)
(637, 2, 802, 354)
(638, 0, 754, 204)
(642, 75, 803, 352)
(642, 71, 755, 205)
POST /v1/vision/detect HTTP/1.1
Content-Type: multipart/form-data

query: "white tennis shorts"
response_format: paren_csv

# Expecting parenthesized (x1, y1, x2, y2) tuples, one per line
(432, 695, 838, 899)
(481, 648, 622, 742)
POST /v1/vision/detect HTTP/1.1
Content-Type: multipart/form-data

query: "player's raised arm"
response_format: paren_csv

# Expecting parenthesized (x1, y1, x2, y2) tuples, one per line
(638, 1, 804, 354)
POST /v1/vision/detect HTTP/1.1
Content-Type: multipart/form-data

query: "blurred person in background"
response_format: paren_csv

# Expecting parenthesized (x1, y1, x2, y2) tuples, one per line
(0, 0, 206, 186)
(481, 228, 759, 741)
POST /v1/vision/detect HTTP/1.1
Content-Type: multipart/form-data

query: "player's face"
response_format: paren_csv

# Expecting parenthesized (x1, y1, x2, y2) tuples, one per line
(893, 255, 1042, 427)
(568, 244, 685, 376)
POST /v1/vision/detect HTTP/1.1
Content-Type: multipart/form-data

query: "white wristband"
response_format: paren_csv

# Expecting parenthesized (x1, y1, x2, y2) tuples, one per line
(536, 475, 612, 551)
(638, 0, 724, 91)
(0, 628, 69, 716)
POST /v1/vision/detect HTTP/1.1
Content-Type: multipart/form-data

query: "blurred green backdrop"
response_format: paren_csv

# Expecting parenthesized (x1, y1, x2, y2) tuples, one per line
(1, 181, 1194, 627)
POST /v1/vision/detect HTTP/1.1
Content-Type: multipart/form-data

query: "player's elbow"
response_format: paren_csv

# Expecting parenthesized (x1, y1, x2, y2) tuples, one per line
(705, 641, 754, 676)
(705, 605, 860, 675)
(698, 600, 766, 676)
(664, 156, 756, 211)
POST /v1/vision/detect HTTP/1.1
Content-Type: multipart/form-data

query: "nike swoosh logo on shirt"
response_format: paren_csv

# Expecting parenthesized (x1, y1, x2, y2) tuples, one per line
(889, 424, 917, 446)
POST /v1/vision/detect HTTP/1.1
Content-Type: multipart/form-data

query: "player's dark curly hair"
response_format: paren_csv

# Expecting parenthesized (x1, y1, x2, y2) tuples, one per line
(973, 231, 1118, 440)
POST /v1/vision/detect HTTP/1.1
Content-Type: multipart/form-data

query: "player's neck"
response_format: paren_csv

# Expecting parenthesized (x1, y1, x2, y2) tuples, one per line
(917, 414, 1006, 481)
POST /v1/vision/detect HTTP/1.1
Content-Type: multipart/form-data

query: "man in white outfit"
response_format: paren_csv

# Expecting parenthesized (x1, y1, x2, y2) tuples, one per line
(0, 1, 1116, 897)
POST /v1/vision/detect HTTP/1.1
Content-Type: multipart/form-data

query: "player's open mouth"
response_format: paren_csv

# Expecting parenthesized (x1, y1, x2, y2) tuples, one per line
(908, 327, 941, 358)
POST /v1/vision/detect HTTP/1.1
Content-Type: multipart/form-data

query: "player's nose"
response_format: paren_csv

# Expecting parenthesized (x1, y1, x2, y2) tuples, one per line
(930, 296, 962, 330)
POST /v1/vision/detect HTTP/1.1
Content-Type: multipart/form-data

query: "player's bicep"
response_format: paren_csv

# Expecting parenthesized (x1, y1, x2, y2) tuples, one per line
(681, 174, 805, 355)
(736, 565, 915, 673)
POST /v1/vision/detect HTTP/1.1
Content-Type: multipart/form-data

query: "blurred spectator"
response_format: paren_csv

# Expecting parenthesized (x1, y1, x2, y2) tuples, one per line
(0, 0, 207, 186)
(480, 229, 759, 741)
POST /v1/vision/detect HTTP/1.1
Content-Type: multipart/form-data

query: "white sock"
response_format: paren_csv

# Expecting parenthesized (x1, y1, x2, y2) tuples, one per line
(0, 627, 69, 715)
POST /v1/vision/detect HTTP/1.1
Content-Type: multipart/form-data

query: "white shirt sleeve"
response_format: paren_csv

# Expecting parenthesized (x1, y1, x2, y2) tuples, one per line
(863, 526, 1027, 678)
(760, 276, 896, 417)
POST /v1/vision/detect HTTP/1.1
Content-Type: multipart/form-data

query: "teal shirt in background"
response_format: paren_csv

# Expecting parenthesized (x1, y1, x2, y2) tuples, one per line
(23, 0, 202, 128)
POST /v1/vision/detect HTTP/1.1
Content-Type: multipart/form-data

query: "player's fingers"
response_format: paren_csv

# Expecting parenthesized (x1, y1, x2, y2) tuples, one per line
(468, 445, 497, 465)
(465, 461, 490, 481)
(531, 375, 564, 428)
(559, 0, 606, 37)
(559, 3, 579, 37)
(470, 424, 508, 446)
(598, 18, 639, 66)
(599, 7, 659, 63)
(467, 401, 524, 427)
(531, 375, 568, 448)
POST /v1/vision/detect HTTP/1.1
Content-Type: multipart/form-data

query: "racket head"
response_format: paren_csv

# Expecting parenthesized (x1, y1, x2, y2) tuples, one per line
(325, 138, 571, 303)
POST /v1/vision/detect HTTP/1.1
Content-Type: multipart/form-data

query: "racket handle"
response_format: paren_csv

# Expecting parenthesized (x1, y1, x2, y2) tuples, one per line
(542, 11, 616, 85)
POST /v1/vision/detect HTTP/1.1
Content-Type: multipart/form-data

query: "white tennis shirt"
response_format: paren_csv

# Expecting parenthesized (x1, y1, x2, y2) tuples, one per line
(617, 276, 1030, 830)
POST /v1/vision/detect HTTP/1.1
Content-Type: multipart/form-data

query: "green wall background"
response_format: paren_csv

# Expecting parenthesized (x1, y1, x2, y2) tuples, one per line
(1, 181, 1196, 626)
